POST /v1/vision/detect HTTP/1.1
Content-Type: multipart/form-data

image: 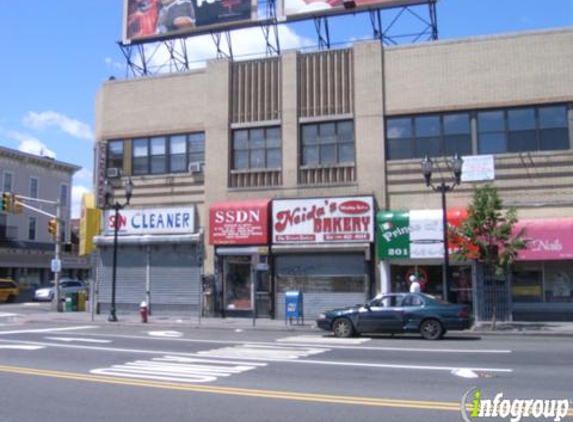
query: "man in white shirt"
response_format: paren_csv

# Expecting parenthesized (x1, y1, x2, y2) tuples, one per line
(409, 274, 421, 294)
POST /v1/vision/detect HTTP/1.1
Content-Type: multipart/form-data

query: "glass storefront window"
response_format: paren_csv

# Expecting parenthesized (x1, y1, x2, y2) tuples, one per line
(511, 264, 544, 303)
(545, 262, 573, 303)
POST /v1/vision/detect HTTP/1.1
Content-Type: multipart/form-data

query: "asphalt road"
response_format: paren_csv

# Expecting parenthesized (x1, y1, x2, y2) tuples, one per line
(0, 311, 572, 422)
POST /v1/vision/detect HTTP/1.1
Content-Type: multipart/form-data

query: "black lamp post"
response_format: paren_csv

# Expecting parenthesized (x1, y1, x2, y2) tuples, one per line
(103, 178, 133, 322)
(421, 154, 463, 302)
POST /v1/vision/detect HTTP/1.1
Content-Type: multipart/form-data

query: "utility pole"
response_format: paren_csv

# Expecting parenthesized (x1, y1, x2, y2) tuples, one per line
(53, 199, 62, 312)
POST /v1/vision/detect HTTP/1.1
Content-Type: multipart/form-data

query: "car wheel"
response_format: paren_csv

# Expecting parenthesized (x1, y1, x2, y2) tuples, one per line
(332, 318, 354, 338)
(419, 319, 444, 340)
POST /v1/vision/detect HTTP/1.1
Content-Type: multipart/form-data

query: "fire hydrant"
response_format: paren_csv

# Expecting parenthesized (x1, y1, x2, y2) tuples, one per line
(139, 301, 148, 323)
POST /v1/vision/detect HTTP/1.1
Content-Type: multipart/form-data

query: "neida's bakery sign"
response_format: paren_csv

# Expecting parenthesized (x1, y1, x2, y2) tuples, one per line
(273, 196, 374, 243)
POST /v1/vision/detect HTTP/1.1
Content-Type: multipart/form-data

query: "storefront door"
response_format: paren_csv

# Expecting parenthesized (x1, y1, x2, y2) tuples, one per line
(255, 260, 271, 318)
(224, 256, 252, 312)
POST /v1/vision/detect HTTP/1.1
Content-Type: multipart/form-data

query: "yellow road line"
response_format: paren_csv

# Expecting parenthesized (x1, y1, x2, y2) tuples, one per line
(1, 365, 571, 417)
(0, 364, 458, 411)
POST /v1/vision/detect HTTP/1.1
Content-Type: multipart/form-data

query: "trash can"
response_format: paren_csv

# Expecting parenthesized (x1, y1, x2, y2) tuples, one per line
(285, 290, 303, 325)
(65, 294, 74, 312)
(77, 291, 87, 312)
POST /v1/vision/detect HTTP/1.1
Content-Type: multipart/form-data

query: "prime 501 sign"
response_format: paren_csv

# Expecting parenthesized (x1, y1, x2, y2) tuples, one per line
(104, 207, 195, 236)
(273, 197, 374, 243)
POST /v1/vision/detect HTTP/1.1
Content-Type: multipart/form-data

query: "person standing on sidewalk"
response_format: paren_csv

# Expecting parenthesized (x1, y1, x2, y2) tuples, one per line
(409, 274, 421, 294)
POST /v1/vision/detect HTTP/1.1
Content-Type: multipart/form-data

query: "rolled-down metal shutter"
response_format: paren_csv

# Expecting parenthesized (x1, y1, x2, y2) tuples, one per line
(98, 246, 146, 310)
(149, 244, 200, 312)
(275, 253, 369, 321)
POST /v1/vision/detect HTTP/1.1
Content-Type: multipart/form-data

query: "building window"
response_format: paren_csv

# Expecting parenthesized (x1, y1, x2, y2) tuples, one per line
(232, 127, 281, 170)
(60, 184, 69, 207)
(30, 177, 38, 199)
(132, 133, 205, 176)
(3, 172, 13, 192)
(386, 113, 471, 160)
(188, 133, 206, 168)
(150, 136, 167, 174)
(301, 121, 354, 166)
(478, 105, 570, 155)
(28, 217, 36, 241)
(106, 140, 124, 171)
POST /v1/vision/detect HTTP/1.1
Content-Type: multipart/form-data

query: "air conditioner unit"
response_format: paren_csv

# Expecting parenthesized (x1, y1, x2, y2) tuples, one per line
(188, 162, 204, 173)
(106, 168, 121, 178)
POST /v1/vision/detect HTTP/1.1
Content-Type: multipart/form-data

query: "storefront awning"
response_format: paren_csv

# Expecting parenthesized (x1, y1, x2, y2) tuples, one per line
(209, 199, 271, 246)
(516, 218, 573, 261)
(94, 233, 201, 247)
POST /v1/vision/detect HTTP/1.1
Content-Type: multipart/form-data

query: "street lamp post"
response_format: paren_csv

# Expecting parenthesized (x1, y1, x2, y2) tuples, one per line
(421, 154, 463, 302)
(104, 178, 133, 322)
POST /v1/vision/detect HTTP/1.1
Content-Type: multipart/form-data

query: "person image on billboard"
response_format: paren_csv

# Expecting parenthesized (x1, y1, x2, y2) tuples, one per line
(127, 0, 161, 39)
(156, 0, 197, 34)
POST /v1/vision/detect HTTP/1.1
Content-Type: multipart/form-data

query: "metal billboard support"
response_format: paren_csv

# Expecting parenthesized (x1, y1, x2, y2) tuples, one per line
(314, 16, 331, 50)
(261, 0, 281, 56)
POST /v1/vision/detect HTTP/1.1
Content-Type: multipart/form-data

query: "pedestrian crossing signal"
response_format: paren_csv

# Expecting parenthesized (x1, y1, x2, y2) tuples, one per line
(48, 219, 58, 239)
(1, 192, 12, 212)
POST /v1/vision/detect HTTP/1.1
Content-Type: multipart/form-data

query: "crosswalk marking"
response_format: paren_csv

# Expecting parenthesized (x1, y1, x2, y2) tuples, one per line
(277, 335, 371, 345)
(196, 344, 329, 360)
(91, 355, 264, 383)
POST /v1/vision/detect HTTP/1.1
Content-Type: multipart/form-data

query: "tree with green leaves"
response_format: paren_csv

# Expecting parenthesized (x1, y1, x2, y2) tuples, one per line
(453, 184, 528, 327)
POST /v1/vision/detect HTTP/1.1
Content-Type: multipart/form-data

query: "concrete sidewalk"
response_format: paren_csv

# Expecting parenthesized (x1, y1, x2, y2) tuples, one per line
(12, 307, 573, 337)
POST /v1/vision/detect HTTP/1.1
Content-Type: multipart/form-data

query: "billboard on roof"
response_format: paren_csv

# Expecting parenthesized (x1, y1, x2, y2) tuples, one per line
(282, 0, 429, 20)
(123, 0, 257, 43)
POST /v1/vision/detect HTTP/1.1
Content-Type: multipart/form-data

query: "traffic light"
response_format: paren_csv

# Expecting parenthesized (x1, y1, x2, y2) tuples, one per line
(13, 199, 22, 214)
(1, 192, 12, 212)
(48, 219, 59, 239)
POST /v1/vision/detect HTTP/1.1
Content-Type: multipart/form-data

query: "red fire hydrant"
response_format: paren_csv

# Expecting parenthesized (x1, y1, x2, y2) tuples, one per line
(140, 301, 148, 323)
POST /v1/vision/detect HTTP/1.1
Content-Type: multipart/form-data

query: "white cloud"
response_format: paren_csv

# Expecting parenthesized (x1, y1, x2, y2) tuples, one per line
(24, 111, 93, 141)
(134, 25, 314, 72)
(6, 131, 57, 158)
(71, 185, 91, 219)
(105, 57, 123, 70)
(74, 168, 93, 184)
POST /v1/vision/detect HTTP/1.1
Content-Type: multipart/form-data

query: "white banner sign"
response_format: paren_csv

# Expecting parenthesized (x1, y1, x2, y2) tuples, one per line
(461, 155, 495, 182)
(104, 207, 195, 236)
(273, 196, 374, 244)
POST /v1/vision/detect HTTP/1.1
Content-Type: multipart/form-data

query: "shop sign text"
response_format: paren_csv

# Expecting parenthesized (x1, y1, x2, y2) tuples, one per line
(273, 197, 374, 244)
(104, 207, 195, 236)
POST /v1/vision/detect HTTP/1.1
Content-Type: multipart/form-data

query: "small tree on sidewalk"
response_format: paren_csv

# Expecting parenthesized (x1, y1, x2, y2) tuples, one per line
(453, 184, 527, 328)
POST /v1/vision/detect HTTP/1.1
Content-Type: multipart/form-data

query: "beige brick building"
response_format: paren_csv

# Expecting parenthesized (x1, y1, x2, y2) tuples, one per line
(94, 28, 573, 320)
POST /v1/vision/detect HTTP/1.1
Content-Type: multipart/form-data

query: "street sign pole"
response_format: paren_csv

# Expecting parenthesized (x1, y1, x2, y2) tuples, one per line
(54, 199, 62, 312)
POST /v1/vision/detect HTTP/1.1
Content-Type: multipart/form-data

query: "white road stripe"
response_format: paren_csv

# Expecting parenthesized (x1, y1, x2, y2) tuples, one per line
(0, 338, 512, 374)
(0, 326, 97, 335)
(45, 337, 111, 344)
(50, 332, 512, 354)
(278, 335, 370, 345)
(0, 313, 19, 318)
(0, 345, 45, 350)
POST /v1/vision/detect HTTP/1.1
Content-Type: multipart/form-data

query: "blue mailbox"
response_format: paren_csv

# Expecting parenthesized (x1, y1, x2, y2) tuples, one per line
(285, 290, 303, 324)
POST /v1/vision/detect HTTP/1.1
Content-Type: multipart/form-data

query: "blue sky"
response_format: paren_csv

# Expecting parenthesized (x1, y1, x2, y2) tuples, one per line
(0, 0, 571, 217)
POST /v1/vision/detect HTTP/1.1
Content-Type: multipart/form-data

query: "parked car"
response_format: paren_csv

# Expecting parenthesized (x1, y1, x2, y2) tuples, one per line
(0, 278, 19, 303)
(316, 293, 472, 340)
(34, 279, 87, 302)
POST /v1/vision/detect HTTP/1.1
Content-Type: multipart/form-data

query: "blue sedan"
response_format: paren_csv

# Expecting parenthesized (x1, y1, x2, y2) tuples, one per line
(316, 293, 473, 340)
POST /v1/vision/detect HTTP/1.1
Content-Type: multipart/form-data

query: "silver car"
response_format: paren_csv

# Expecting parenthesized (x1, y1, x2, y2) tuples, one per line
(34, 279, 87, 302)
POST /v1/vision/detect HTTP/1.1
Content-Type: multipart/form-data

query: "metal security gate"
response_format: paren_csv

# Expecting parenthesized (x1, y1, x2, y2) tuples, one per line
(474, 263, 512, 323)
(97, 243, 200, 313)
(98, 246, 147, 312)
(149, 244, 200, 313)
(274, 253, 370, 321)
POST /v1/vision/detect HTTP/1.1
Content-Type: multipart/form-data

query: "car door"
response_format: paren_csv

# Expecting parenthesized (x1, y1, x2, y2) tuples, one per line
(357, 295, 405, 333)
(401, 294, 426, 329)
